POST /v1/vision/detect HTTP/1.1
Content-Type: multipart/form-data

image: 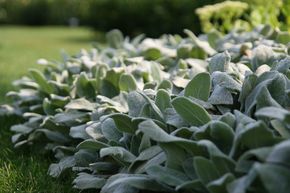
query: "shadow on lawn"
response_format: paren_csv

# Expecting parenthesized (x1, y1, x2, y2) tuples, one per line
(0, 115, 79, 193)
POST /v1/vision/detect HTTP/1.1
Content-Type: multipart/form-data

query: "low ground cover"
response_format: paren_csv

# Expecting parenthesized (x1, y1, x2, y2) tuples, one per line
(1, 26, 290, 193)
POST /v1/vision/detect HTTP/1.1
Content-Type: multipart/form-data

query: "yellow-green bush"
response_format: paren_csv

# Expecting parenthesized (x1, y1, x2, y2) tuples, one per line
(282, 0, 290, 30)
(242, 0, 282, 28)
(196, 0, 289, 33)
(196, 1, 249, 33)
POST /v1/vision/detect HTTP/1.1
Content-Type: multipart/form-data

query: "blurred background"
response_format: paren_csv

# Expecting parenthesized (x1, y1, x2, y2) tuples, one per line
(0, 0, 289, 103)
(0, 0, 289, 36)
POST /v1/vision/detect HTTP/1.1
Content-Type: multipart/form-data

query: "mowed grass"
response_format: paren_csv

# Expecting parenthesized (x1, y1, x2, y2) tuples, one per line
(0, 26, 103, 103)
(0, 26, 100, 193)
(0, 116, 78, 193)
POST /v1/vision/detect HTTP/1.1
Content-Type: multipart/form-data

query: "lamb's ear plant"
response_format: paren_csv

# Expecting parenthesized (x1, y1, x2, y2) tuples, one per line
(1, 26, 290, 193)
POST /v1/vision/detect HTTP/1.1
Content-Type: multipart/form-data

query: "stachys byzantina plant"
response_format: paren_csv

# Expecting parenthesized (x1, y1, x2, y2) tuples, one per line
(1, 25, 290, 193)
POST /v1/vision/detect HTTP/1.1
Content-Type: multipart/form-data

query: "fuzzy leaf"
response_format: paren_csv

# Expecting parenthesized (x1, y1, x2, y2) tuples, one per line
(29, 69, 54, 94)
(110, 113, 135, 134)
(147, 165, 189, 186)
(184, 72, 211, 101)
(73, 173, 106, 190)
(119, 74, 138, 92)
(172, 96, 211, 126)
(100, 146, 137, 163)
(155, 89, 172, 113)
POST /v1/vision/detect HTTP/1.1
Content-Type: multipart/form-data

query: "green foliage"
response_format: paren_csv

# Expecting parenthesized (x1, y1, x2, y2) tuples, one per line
(1, 0, 290, 35)
(196, 1, 249, 33)
(240, 0, 283, 27)
(196, 0, 289, 33)
(1, 26, 290, 193)
(0, 0, 224, 36)
(282, 0, 290, 29)
(0, 0, 79, 25)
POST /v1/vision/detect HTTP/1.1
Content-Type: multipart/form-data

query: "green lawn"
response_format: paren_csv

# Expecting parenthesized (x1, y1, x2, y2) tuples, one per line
(0, 26, 100, 193)
(0, 26, 103, 103)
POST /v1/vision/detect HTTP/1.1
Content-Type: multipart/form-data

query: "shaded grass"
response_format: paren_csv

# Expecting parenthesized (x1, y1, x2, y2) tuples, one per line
(0, 26, 101, 193)
(0, 116, 78, 193)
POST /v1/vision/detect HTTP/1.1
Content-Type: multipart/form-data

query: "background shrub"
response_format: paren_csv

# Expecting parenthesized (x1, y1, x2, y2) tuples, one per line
(0, 0, 289, 36)
(82, 0, 223, 37)
(196, 1, 250, 33)
(0, 0, 222, 36)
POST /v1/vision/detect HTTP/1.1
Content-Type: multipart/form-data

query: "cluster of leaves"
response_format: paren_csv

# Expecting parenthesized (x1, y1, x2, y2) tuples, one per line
(1, 26, 290, 193)
(196, 1, 249, 33)
(196, 0, 289, 33)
